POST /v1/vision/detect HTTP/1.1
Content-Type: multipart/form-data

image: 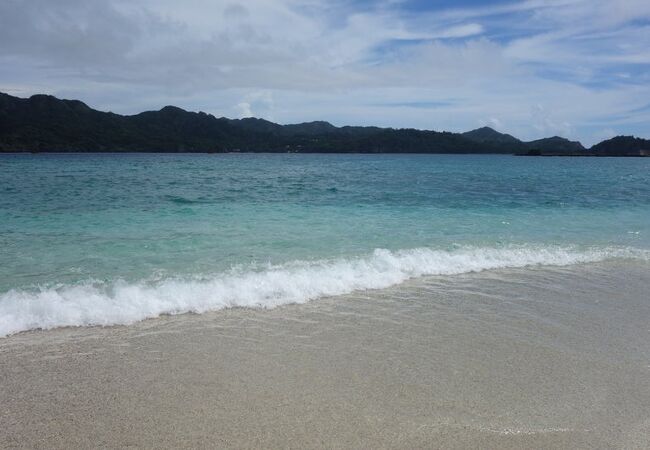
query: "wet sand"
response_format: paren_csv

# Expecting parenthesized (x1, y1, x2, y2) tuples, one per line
(1, 261, 649, 449)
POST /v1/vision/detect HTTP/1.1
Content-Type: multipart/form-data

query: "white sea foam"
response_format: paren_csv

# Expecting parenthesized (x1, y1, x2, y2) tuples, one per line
(0, 245, 647, 337)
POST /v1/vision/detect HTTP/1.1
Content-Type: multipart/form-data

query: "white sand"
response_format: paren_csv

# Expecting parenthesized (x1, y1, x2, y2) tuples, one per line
(1, 261, 649, 449)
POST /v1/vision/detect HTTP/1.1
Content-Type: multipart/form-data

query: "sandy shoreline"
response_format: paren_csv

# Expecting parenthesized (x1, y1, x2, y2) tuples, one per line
(1, 261, 649, 449)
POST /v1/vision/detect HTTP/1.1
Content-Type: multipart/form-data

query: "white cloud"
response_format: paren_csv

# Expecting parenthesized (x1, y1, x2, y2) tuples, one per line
(235, 90, 274, 119)
(0, 0, 648, 145)
(435, 23, 484, 39)
(235, 102, 252, 118)
(480, 117, 504, 131)
(530, 104, 573, 137)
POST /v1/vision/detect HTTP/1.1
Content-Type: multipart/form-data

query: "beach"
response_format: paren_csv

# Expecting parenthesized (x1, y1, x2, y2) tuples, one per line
(2, 260, 649, 449)
(3, 0, 650, 447)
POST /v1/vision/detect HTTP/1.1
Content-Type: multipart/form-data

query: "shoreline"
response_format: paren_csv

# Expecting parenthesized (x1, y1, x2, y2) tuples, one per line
(2, 260, 649, 448)
(2, 246, 646, 338)
(2, 151, 649, 157)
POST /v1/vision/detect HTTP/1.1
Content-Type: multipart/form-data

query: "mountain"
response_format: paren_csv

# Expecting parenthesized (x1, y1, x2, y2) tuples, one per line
(0, 93, 515, 153)
(0, 92, 646, 155)
(462, 126, 521, 146)
(524, 136, 586, 155)
(226, 117, 283, 135)
(227, 119, 339, 136)
(590, 136, 650, 156)
(462, 127, 588, 155)
(0, 93, 234, 152)
(282, 121, 338, 135)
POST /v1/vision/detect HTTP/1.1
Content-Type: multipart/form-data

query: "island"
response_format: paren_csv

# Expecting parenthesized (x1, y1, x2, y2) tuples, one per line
(0, 92, 647, 156)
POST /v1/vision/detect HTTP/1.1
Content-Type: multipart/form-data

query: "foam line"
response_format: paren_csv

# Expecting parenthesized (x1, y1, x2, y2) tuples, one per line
(1, 245, 647, 337)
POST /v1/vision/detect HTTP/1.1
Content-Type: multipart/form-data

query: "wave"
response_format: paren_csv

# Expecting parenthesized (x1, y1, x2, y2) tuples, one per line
(0, 245, 647, 337)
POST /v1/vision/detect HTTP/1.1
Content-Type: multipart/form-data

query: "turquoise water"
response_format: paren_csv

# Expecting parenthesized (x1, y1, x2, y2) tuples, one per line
(1, 153, 649, 336)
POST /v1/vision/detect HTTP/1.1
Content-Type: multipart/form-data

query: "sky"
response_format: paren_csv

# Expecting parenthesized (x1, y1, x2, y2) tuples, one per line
(1, 0, 649, 145)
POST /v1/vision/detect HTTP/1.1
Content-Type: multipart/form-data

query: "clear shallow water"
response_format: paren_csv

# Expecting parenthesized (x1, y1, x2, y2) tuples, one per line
(1, 153, 649, 336)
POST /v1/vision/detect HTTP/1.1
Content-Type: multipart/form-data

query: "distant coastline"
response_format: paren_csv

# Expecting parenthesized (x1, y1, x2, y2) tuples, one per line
(1, 92, 648, 156)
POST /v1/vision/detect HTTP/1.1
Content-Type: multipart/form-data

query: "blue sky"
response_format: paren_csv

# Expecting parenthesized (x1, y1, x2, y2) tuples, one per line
(1, 0, 649, 145)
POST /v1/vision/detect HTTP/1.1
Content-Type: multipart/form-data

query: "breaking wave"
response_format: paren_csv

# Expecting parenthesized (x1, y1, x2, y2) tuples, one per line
(1, 245, 647, 337)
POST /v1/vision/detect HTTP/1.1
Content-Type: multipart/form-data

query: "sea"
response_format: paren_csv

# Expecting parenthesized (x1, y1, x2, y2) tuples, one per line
(1, 153, 649, 337)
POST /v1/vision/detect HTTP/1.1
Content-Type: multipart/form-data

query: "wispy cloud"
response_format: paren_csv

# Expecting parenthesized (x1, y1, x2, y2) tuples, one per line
(0, 0, 648, 145)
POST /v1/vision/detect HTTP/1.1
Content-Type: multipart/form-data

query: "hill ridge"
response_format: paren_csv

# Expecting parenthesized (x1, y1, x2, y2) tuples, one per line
(0, 92, 647, 156)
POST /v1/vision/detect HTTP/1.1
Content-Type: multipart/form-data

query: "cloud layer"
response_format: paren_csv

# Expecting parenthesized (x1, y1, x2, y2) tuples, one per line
(1, 0, 649, 144)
